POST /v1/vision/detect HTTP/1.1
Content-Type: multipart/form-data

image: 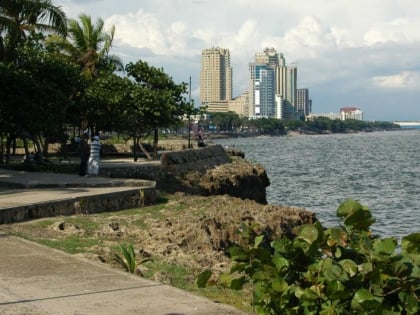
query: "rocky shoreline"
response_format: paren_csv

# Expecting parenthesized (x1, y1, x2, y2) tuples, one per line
(0, 141, 317, 311)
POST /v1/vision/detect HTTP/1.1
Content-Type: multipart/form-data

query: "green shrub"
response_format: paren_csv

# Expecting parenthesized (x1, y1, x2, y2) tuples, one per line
(114, 243, 150, 274)
(197, 199, 420, 314)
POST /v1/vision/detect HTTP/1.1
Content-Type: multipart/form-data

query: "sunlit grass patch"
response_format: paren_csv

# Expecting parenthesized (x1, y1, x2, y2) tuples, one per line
(37, 235, 103, 254)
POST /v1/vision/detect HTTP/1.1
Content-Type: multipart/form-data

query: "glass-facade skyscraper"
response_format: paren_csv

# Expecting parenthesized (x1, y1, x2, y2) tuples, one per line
(249, 48, 297, 119)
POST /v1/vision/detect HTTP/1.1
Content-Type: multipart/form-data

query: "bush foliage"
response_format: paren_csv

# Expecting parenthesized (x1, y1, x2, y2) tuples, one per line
(197, 200, 419, 314)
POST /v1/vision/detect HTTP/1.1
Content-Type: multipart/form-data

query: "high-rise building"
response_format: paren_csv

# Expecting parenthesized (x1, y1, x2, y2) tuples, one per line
(249, 48, 298, 119)
(296, 88, 311, 117)
(249, 63, 275, 118)
(200, 47, 232, 112)
(286, 66, 297, 107)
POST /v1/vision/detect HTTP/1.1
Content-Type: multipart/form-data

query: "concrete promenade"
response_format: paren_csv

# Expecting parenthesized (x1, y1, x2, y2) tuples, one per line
(0, 165, 248, 315)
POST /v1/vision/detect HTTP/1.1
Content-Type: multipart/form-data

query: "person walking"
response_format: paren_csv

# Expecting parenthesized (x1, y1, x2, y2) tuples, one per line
(78, 133, 90, 176)
(87, 135, 101, 176)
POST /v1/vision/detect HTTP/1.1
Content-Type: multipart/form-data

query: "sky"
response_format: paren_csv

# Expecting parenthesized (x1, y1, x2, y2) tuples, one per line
(55, 0, 420, 121)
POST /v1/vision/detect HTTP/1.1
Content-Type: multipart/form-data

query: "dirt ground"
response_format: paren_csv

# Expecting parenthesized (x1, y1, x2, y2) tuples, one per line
(0, 193, 315, 282)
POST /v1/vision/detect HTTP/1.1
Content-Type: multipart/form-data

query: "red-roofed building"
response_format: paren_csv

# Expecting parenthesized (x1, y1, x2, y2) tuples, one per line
(340, 107, 363, 120)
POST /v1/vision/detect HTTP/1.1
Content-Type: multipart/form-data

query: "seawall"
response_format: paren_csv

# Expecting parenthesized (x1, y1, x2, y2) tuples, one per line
(100, 144, 270, 204)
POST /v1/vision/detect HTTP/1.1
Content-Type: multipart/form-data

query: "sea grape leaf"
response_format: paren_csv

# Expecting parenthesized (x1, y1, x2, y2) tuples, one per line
(272, 277, 288, 293)
(229, 246, 248, 261)
(401, 233, 420, 256)
(339, 259, 358, 277)
(326, 280, 348, 300)
(391, 257, 414, 278)
(254, 235, 264, 248)
(271, 238, 291, 255)
(343, 208, 375, 230)
(351, 288, 382, 311)
(324, 264, 348, 282)
(252, 270, 269, 281)
(398, 291, 419, 314)
(297, 225, 319, 244)
(337, 199, 364, 218)
(196, 269, 212, 288)
(373, 238, 397, 256)
(273, 256, 289, 272)
(230, 276, 246, 290)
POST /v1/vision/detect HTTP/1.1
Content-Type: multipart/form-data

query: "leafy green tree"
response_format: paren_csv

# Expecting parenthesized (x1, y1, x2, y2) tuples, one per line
(82, 72, 133, 134)
(284, 119, 305, 131)
(125, 60, 189, 158)
(0, 42, 81, 159)
(0, 0, 67, 62)
(254, 117, 286, 135)
(207, 111, 241, 132)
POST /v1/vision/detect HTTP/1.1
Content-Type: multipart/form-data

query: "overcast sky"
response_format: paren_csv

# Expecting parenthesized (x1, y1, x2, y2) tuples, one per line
(56, 0, 420, 121)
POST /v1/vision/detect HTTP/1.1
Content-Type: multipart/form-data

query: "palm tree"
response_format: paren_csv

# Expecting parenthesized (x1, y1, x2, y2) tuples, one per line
(47, 14, 123, 80)
(0, 0, 67, 62)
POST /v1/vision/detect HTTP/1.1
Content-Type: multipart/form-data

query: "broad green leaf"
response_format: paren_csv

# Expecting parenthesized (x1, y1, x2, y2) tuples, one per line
(344, 208, 375, 230)
(297, 288, 319, 301)
(229, 246, 248, 261)
(196, 269, 212, 288)
(336, 199, 364, 218)
(320, 304, 337, 315)
(252, 271, 269, 281)
(271, 238, 290, 254)
(351, 288, 382, 311)
(230, 262, 246, 273)
(297, 225, 319, 244)
(339, 259, 358, 277)
(272, 277, 288, 292)
(360, 262, 373, 274)
(334, 246, 342, 258)
(254, 235, 264, 248)
(373, 238, 397, 256)
(253, 282, 268, 301)
(326, 280, 347, 300)
(325, 227, 347, 247)
(398, 291, 419, 314)
(230, 276, 246, 290)
(391, 257, 413, 278)
(324, 264, 348, 282)
(401, 233, 420, 255)
(273, 256, 289, 272)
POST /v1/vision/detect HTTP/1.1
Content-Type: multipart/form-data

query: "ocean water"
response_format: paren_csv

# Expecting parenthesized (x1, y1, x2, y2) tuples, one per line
(213, 130, 420, 241)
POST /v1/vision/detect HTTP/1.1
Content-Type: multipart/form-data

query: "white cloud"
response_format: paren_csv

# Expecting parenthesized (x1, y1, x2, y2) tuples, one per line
(106, 10, 168, 53)
(55, 0, 420, 120)
(363, 18, 420, 46)
(372, 71, 420, 89)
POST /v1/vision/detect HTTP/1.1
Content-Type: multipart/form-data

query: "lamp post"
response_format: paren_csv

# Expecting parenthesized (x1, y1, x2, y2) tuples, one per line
(188, 76, 192, 149)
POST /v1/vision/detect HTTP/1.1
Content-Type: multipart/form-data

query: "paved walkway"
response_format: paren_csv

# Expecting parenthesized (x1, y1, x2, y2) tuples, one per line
(0, 167, 248, 315)
(0, 168, 154, 210)
(0, 233, 245, 315)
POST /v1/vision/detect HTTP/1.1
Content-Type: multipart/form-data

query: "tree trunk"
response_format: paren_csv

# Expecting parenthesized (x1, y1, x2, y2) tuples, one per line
(153, 128, 158, 159)
(22, 138, 30, 158)
(133, 136, 138, 162)
(138, 142, 152, 160)
(5, 135, 12, 164)
(0, 133, 4, 164)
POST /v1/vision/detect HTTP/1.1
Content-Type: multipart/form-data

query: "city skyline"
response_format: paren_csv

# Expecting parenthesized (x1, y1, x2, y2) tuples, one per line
(56, 0, 420, 121)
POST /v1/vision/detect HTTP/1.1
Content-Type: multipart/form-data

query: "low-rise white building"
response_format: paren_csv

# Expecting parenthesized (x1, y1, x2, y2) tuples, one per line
(307, 107, 363, 121)
(340, 107, 363, 120)
(306, 112, 341, 120)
